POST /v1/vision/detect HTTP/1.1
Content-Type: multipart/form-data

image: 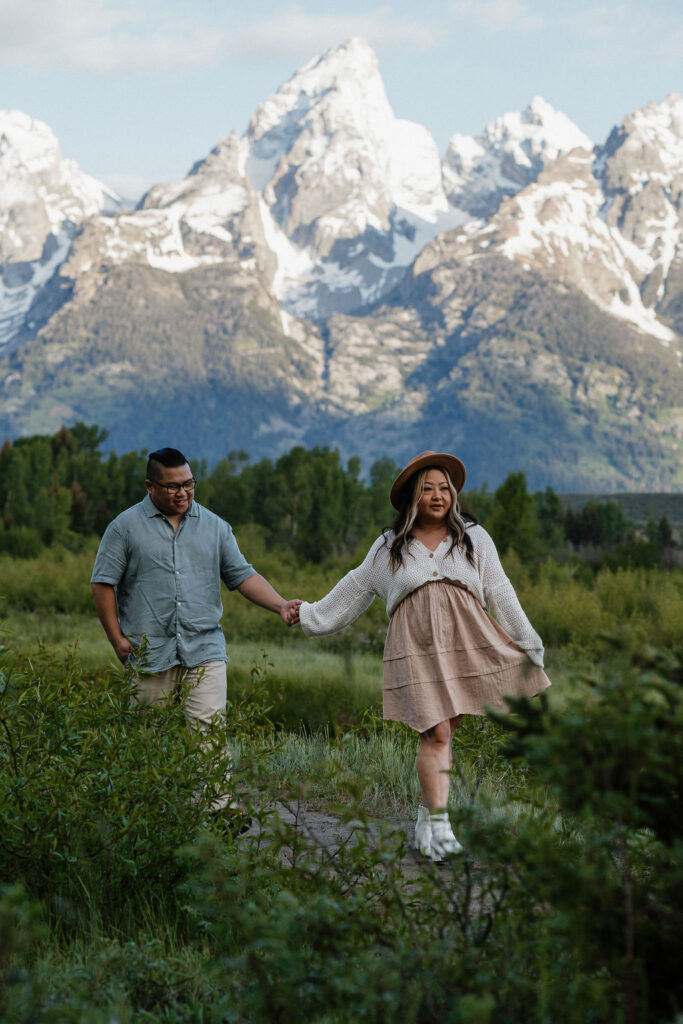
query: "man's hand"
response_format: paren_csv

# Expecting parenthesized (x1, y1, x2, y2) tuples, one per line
(280, 599, 302, 626)
(92, 582, 133, 664)
(113, 635, 133, 664)
(237, 574, 303, 625)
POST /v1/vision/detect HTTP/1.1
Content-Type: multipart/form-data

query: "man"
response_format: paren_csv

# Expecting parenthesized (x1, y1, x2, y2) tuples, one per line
(91, 446, 300, 827)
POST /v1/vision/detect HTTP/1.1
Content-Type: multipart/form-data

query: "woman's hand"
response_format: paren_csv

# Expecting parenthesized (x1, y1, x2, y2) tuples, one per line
(280, 599, 302, 626)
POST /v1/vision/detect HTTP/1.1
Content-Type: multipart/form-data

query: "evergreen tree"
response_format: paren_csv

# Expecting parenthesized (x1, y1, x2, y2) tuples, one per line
(486, 472, 543, 560)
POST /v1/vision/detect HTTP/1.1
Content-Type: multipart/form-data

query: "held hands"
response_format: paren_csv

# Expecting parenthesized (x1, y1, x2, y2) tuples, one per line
(280, 599, 302, 626)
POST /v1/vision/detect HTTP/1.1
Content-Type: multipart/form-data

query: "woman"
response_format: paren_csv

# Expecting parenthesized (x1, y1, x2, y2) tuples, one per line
(298, 451, 551, 862)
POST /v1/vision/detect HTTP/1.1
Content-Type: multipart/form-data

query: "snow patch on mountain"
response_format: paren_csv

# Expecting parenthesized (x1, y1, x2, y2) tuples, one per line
(598, 93, 683, 300)
(493, 158, 676, 343)
(0, 225, 72, 350)
(258, 197, 315, 300)
(84, 206, 233, 275)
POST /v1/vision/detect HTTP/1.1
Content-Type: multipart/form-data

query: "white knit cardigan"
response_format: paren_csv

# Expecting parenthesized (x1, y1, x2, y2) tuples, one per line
(299, 526, 545, 666)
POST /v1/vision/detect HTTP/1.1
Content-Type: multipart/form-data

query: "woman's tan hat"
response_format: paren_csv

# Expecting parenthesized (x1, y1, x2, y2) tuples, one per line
(390, 451, 467, 509)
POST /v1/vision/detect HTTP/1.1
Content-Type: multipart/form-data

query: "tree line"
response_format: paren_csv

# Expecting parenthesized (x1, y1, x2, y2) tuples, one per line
(0, 424, 677, 567)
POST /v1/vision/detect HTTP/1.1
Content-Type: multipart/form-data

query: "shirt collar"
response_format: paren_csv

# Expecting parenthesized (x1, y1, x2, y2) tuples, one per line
(142, 493, 199, 518)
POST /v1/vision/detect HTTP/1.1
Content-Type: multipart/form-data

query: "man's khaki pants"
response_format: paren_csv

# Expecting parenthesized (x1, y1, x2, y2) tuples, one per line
(132, 661, 231, 811)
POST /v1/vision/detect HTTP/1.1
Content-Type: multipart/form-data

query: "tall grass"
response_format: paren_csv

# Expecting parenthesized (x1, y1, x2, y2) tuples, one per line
(244, 716, 527, 819)
(2, 542, 682, 655)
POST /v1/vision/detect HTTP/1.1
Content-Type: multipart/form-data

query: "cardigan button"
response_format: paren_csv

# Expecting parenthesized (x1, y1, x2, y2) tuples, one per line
(432, 571, 438, 577)
(429, 553, 434, 558)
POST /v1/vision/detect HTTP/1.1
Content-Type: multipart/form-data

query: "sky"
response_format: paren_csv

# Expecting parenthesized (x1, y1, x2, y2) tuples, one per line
(1, 0, 682, 200)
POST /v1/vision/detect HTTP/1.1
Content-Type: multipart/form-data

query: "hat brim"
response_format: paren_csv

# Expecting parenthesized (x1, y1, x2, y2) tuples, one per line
(390, 452, 467, 510)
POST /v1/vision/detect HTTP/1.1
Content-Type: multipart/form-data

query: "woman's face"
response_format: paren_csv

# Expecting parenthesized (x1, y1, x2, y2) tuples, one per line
(416, 468, 452, 524)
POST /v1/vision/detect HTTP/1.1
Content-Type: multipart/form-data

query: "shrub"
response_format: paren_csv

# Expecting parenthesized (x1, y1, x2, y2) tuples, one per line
(0, 545, 98, 614)
(0, 641, 270, 935)
(2, 637, 682, 1022)
(200, 641, 683, 1023)
(490, 640, 683, 1023)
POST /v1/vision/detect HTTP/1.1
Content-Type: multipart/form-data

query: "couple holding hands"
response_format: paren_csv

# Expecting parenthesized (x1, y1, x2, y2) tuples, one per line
(92, 447, 549, 861)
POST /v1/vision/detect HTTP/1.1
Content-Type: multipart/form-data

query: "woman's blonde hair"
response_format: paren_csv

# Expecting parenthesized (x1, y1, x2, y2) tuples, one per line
(384, 466, 475, 572)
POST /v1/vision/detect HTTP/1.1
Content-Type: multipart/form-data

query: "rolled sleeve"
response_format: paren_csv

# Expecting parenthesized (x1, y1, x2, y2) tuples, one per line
(91, 521, 128, 585)
(219, 524, 255, 590)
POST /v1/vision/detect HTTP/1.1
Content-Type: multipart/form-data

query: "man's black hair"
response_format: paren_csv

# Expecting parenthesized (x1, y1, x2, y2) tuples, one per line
(146, 448, 189, 479)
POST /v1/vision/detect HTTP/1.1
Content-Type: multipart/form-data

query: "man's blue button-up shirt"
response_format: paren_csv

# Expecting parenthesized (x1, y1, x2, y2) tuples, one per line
(91, 495, 255, 673)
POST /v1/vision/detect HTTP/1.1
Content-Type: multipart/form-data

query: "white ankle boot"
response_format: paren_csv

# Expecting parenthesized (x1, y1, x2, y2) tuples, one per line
(414, 804, 432, 856)
(414, 807, 464, 861)
(428, 812, 464, 860)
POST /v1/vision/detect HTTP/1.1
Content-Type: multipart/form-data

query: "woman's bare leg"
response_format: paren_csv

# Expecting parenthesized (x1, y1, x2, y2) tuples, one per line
(418, 715, 464, 810)
(415, 715, 465, 857)
(418, 720, 452, 810)
(446, 714, 463, 784)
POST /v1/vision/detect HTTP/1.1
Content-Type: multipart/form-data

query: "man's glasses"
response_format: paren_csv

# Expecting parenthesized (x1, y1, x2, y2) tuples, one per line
(150, 478, 196, 494)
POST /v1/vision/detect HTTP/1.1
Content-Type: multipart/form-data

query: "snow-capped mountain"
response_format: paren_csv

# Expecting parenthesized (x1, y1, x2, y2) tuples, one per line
(245, 36, 465, 317)
(0, 110, 119, 351)
(0, 41, 682, 489)
(436, 93, 683, 344)
(46, 37, 468, 324)
(5, 40, 678, 348)
(442, 96, 593, 218)
(599, 93, 683, 329)
(63, 133, 274, 289)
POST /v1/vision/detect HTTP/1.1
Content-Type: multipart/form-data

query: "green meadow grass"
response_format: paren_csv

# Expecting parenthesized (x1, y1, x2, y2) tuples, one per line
(2, 607, 582, 736)
(2, 566, 680, 1022)
(1, 605, 583, 834)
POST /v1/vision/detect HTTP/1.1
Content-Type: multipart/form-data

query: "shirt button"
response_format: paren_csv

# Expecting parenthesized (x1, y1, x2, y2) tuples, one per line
(433, 571, 438, 577)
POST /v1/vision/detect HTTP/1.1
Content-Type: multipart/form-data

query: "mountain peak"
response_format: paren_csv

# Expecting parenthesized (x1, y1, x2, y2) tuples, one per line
(306, 36, 378, 76)
(484, 97, 593, 155)
(0, 109, 62, 177)
(0, 108, 116, 263)
(292, 36, 379, 91)
(0, 108, 120, 353)
(244, 37, 447, 259)
(443, 97, 592, 217)
(624, 92, 683, 154)
(246, 36, 386, 151)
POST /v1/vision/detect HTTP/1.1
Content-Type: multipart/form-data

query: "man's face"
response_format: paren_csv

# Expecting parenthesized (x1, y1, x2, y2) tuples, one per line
(146, 462, 195, 518)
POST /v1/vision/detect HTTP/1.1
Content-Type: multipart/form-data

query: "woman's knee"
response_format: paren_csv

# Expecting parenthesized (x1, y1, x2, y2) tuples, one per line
(420, 721, 451, 747)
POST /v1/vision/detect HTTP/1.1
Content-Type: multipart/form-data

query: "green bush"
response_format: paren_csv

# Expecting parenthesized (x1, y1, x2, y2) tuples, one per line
(0, 525, 43, 559)
(0, 544, 98, 614)
(505, 553, 683, 653)
(0, 641, 270, 935)
(489, 641, 683, 1023)
(2, 636, 682, 1022)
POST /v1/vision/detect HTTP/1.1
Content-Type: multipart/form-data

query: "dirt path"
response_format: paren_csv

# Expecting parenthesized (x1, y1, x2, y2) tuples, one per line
(242, 802, 454, 880)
